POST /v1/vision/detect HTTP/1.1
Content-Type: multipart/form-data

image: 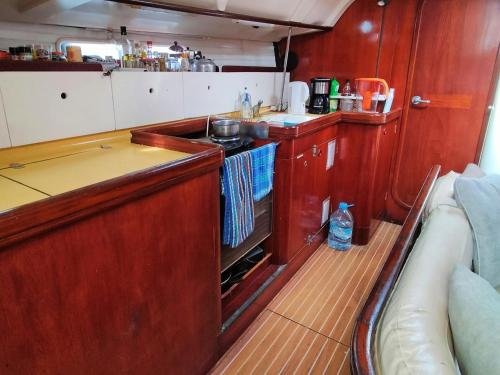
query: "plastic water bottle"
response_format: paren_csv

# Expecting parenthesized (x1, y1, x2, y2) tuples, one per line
(328, 202, 353, 251)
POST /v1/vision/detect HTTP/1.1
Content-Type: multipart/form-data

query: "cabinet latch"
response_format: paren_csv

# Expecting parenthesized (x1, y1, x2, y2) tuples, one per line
(306, 234, 314, 245)
(312, 145, 322, 157)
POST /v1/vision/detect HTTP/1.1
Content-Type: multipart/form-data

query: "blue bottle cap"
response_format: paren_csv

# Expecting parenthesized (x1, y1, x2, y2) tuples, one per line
(339, 202, 348, 210)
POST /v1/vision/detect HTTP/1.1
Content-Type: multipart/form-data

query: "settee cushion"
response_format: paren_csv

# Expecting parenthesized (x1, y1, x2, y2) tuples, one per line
(454, 175, 500, 290)
(378, 205, 473, 375)
(449, 264, 500, 375)
(424, 171, 459, 220)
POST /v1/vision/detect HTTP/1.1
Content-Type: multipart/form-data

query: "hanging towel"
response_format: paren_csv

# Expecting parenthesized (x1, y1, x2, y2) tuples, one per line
(222, 152, 255, 248)
(249, 143, 277, 201)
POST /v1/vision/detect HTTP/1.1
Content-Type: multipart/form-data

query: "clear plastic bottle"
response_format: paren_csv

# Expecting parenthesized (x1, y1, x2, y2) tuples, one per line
(328, 202, 354, 251)
(240, 87, 253, 119)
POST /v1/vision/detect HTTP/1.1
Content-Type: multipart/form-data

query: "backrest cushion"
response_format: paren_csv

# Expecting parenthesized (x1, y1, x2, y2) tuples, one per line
(377, 205, 473, 375)
(449, 264, 500, 375)
(454, 175, 500, 289)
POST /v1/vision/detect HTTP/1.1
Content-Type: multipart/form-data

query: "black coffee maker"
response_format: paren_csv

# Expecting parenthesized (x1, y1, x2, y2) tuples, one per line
(309, 78, 330, 114)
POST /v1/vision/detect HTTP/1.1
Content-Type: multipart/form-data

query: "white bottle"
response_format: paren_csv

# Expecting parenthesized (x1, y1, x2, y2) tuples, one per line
(383, 88, 395, 113)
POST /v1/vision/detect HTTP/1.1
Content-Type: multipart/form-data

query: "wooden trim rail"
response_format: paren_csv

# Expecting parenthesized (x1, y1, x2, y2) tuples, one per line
(350, 164, 441, 375)
(105, 0, 332, 31)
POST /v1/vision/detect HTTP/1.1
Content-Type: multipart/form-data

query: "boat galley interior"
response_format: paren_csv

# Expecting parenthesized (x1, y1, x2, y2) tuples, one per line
(0, 0, 499, 374)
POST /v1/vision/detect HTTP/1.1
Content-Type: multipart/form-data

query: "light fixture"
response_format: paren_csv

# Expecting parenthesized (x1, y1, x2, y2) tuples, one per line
(377, 0, 390, 6)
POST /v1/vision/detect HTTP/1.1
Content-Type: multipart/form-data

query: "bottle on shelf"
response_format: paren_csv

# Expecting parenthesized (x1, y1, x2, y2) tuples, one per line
(119, 26, 132, 66)
(341, 79, 352, 96)
(146, 41, 153, 59)
(328, 202, 354, 251)
(329, 77, 340, 112)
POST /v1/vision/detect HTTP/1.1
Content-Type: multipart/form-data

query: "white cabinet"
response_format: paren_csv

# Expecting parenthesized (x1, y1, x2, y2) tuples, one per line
(111, 72, 184, 129)
(0, 72, 115, 146)
(0, 91, 11, 148)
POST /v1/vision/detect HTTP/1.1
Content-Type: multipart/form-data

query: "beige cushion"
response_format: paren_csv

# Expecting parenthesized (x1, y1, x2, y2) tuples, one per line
(423, 164, 485, 221)
(424, 171, 459, 221)
(377, 205, 473, 375)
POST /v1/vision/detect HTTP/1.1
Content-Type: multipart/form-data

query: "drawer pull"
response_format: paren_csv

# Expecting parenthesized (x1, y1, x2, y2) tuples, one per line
(60, 92, 67, 99)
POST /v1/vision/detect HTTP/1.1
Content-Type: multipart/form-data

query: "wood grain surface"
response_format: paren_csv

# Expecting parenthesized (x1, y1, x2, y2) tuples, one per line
(212, 221, 401, 374)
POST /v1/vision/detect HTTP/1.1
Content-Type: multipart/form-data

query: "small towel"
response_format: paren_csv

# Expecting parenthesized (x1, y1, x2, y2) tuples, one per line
(250, 143, 277, 201)
(222, 152, 255, 248)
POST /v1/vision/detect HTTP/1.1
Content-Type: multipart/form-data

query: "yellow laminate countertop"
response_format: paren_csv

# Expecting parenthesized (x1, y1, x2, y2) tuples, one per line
(0, 176, 49, 213)
(0, 133, 191, 210)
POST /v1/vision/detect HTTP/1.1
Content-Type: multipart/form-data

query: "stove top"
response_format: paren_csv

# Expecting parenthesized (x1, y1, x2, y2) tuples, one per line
(196, 135, 255, 156)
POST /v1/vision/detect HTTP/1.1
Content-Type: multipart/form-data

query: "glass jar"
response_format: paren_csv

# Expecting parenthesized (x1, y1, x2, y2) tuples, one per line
(18, 46, 33, 61)
(340, 98, 354, 112)
(51, 51, 67, 62)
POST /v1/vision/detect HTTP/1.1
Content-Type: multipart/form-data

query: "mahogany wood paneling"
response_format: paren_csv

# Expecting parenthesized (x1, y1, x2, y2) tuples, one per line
(333, 118, 399, 245)
(285, 0, 383, 83)
(0, 169, 222, 375)
(351, 165, 440, 375)
(0, 60, 104, 71)
(391, 0, 500, 209)
(221, 66, 279, 72)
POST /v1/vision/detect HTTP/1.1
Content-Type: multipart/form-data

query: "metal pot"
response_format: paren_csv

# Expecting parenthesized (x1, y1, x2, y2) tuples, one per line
(212, 119, 240, 137)
(192, 57, 217, 72)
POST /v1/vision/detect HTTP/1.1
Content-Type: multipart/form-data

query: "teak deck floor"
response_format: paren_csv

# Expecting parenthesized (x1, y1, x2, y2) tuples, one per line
(211, 221, 401, 375)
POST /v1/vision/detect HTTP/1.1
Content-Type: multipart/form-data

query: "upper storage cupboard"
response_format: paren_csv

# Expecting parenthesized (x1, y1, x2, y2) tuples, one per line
(0, 72, 115, 146)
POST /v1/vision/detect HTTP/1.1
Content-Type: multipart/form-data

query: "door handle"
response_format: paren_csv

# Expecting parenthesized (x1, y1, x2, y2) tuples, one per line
(411, 95, 431, 105)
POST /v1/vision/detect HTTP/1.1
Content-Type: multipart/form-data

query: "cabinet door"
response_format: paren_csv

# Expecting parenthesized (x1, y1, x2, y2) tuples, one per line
(313, 139, 336, 228)
(111, 72, 184, 129)
(372, 123, 397, 221)
(0, 90, 10, 148)
(288, 149, 316, 260)
(0, 72, 115, 146)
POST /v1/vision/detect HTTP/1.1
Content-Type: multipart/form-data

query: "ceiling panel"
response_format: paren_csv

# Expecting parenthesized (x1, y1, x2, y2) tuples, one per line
(0, 0, 354, 42)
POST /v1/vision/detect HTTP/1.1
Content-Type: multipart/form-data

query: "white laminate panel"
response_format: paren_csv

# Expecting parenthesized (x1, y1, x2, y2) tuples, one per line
(0, 89, 11, 148)
(111, 72, 184, 129)
(182, 72, 288, 118)
(0, 72, 115, 146)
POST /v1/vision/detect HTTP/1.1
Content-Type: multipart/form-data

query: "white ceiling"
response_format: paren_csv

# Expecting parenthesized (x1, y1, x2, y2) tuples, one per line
(0, 0, 354, 42)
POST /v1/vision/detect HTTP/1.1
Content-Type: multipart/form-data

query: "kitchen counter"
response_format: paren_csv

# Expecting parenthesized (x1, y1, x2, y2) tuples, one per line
(0, 132, 191, 212)
(244, 109, 402, 139)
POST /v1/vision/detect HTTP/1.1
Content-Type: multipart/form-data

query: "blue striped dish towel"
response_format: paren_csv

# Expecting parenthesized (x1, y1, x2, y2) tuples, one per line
(222, 152, 255, 248)
(249, 143, 277, 201)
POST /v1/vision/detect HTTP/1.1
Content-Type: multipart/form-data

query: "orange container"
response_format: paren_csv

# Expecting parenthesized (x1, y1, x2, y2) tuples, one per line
(355, 78, 389, 112)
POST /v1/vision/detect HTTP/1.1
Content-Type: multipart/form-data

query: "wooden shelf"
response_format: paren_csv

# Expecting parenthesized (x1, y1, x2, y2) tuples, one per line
(220, 194, 272, 272)
(0, 60, 103, 71)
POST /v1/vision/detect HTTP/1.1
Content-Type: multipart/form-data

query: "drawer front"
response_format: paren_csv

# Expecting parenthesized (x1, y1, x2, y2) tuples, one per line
(112, 72, 184, 129)
(292, 125, 337, 156)
(0, 72, 115, 146)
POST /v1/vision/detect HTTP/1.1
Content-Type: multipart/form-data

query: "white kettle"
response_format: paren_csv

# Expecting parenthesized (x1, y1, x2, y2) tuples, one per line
(288, 81, 310, 115)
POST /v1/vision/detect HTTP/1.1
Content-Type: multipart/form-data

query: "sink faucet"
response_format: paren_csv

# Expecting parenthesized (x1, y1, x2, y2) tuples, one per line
(252, 99, 263, 118)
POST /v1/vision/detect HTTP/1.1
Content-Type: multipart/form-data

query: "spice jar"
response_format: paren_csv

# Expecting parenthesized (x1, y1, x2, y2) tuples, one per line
(8, 47, 17, 60)
(35, 45, 51, 61)
(17, 46, 33, 61)
(51, 51, 67, 62)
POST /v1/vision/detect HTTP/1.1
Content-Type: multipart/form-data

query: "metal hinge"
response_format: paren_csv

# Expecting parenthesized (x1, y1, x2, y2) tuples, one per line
(306, 234, 314, 245)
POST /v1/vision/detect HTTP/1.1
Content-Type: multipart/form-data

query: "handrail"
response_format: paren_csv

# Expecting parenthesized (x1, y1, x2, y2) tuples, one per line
(351, 164, 441, 375)
(105, 0, 332, 31)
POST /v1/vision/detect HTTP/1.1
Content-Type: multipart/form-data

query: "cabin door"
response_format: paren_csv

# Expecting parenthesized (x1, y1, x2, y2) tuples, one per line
(392, 0, 500, 207)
